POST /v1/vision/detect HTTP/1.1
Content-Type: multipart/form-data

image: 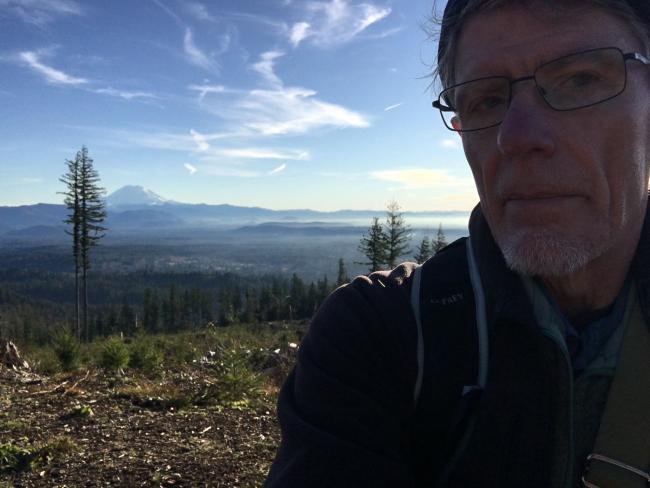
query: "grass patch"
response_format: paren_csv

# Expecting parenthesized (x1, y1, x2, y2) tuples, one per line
(113, 382, 191, 411)
(60, 404, 94, 421)
(0, 419, 27, 431)
(0, 436, 78, 473)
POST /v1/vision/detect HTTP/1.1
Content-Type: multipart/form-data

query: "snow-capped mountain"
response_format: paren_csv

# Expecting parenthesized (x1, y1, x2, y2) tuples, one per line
(106, 185, 169, 208)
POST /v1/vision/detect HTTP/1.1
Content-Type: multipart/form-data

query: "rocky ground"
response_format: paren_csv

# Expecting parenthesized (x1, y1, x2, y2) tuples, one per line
(0, 366, 283, 487)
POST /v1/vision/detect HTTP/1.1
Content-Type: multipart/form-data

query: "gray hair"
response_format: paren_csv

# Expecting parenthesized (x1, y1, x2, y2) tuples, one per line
(432, 0, 650, 90)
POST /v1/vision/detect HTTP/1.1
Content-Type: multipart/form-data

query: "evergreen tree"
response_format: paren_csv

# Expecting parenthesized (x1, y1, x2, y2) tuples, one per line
(357, 217, 388, 272)
(60, 146, 106, 341)
(432, 223, 448, 253)
(336, 258, 349, 286)
(118, 297, 135, 335)
(384, 200, 411, 268)
(414, 236, 432, 264)
(59, 155, 82, 339)
(306, 283, 318, 316)
(289, 274, 306, 319)
(78, 147, 106, 341)
(243, 286, 258, 324)
(166, 285, 178, 331)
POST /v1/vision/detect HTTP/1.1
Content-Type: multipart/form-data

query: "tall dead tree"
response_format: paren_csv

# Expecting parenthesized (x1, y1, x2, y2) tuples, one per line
(61, 146, 106, 341)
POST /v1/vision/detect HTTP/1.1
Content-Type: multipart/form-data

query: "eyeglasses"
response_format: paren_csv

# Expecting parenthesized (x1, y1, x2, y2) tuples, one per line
(432, 47, 650, 132)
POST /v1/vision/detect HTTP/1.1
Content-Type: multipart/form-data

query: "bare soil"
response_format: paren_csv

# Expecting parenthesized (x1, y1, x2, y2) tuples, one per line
(0, 367, 281, 487)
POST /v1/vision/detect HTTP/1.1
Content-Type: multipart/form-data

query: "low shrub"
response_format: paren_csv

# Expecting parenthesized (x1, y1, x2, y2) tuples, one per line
(31, 348, 61, 375)
(100, 337, 130, 371)
(52, 329, 80, 372)
(129, 334, 163, 374)
(198, 344, 263, 409)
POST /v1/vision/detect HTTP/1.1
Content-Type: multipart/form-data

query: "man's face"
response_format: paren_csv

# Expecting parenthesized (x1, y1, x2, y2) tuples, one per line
(455, 6, 650, 276)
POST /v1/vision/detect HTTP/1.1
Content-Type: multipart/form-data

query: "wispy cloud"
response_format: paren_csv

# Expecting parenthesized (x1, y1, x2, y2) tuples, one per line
(269, 163, 287, 175)
(251, 51, 284, 87)
(371, 168, 474, 190)
(190, 129, 210, 152)
(240, 87, 369, 135)
(184, 163, 197, 175)
(183, 28, 220, 73)
(289, 22, 310, 47)
(93, 87, 156, 100)
(19, 51, 88, 85)
(0, 0, 83, 26)
(184, 1, 215, 22)
(191, 51, 370, 136)
(217, 148, 307, 160)
(384, 102, 402, 112)
(188, 83, 226, 101)
(440, 138, 461, 149)
(290, 0, 391, 48)
(201, 165, 261, 178)
(19, 177, 44, 184)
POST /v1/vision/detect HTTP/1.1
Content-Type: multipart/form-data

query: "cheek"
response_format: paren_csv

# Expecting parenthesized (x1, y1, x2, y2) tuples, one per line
(463, 133, 501, 204)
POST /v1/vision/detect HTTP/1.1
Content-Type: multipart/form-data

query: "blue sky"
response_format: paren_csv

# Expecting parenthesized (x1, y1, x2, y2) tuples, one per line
(0, 0, 477, 211)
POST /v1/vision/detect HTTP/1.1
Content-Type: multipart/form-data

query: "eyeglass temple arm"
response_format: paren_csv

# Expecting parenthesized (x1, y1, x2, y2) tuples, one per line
(432, 100, 455, 112)
(626, 52, 650, 65)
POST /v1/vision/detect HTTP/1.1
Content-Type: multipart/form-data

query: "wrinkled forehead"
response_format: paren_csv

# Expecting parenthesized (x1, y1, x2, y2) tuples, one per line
(439, 0, 650, 88)
(453, 5, 644, 83)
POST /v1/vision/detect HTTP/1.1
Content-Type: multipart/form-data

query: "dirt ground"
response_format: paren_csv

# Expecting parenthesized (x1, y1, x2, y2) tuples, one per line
(0, 367, 282, 487)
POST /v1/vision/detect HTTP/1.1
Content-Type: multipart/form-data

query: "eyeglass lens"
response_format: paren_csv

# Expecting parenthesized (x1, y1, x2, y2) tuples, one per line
(439, 47, 627, 131)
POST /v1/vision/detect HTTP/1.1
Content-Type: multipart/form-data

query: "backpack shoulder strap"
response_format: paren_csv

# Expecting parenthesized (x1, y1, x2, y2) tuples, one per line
(409, 236, 489, 486)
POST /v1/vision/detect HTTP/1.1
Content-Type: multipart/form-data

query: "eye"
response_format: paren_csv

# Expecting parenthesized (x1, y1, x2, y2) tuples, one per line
(467, 95, 507, 113)
(565, 71, 601, 87)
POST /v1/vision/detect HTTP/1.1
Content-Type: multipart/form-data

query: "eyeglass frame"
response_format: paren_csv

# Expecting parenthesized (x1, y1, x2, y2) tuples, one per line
(432, 46, 650, 133)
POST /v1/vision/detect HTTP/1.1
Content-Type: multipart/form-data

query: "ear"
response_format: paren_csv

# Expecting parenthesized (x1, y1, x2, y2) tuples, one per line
(451, 115, 462, 132)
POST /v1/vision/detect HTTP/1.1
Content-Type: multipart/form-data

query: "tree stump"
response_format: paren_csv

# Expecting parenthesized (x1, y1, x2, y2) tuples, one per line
(0, 338, 30, 371)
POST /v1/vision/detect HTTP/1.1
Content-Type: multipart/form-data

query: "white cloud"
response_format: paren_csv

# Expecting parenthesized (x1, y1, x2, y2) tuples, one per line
(240, 87, 369, 135)
(19, 177, 44, 184)
(183, 28, 220, 73)
(440, 138, 461, 149)
(269, 163, 287, 175)
(384, 102, 402, 112)
(292, 0, 391, 47)
(0, 0, 82, 26)
(217, 148, 307, 160)
(185, 2, 215, 22)
(190, 129, 210, 152)
(93, 87, 156, 100)
(188, 83, 226, 101)
(19, 51, 88, 85)
(251, 51, 284, 87)
(189, 51, 370, 136)
(289, 22, 310, 47)
(184, 163, 198, 175)
(201, 165, 261, 178)
(371, 168, 475, 190)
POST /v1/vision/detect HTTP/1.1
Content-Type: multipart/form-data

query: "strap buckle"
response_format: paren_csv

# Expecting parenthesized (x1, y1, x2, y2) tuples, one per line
(582, 453, 650, 487)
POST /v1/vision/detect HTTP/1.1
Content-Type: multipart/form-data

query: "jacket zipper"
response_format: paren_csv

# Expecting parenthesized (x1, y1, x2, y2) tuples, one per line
(538, 326, 575, 488)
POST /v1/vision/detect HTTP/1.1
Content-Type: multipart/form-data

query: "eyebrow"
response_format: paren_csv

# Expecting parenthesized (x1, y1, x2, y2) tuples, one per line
(453, 42, 621, 85)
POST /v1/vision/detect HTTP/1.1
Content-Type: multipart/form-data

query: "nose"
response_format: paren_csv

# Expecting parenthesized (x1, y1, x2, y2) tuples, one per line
(496, 83, 556, 159)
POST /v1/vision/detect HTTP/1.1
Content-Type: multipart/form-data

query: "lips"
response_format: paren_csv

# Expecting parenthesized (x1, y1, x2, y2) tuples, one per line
(507, 192, 579, 201)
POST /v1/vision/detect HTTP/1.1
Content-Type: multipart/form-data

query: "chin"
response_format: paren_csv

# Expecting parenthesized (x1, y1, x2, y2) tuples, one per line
(495, 228, 608, 277)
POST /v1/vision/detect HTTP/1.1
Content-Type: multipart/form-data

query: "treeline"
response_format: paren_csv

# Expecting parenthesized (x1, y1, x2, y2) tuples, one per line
(0, 261, 349, 346)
